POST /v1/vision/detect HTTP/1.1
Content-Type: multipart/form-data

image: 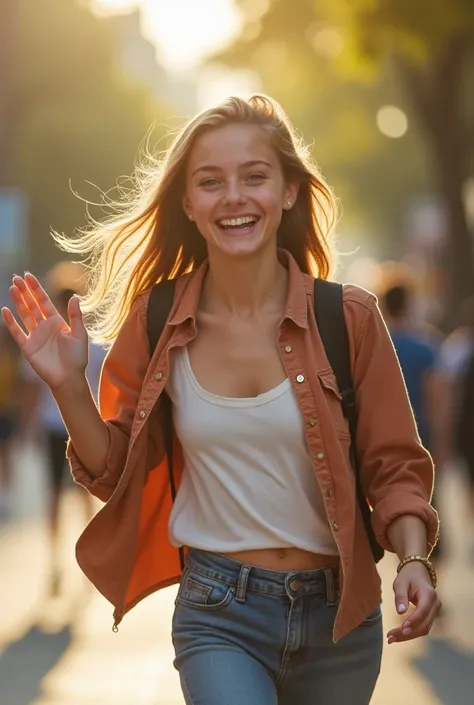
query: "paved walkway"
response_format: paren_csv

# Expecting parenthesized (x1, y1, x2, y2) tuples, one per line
(0, 443, 473, 704)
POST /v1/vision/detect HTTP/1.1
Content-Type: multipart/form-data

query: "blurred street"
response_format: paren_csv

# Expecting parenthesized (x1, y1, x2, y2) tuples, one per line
(0, 443, 473, 705)
(0, 2, 473, 704)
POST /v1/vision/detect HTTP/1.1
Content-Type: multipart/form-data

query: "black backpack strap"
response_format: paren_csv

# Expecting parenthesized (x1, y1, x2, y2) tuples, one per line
(146, 278, 177, 505)
(146, 278, 177, 357)
(146, 277, 176, 486)
(146, 278, 184, 570)
(313, 279, 355, 414)
(314, 279, 384, 563)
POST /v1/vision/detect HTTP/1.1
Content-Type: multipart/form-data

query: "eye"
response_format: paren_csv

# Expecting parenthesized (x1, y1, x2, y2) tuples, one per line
(199, 177, 221, 188)
(246, 172, 267, 182)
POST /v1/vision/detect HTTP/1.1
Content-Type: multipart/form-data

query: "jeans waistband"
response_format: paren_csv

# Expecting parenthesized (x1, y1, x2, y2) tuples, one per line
(185, 549, 340, 604)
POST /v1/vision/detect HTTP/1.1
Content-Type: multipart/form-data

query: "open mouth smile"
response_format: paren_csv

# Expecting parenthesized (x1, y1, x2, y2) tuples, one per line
(216, 215, 261, 232)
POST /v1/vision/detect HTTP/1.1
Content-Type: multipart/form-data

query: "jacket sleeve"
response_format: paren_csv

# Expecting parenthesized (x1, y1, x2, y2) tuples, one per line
(67, 292, 151, 502)
(347, 290, 439, 555)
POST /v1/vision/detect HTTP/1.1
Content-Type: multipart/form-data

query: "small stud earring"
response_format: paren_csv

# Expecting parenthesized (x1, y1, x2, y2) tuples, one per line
(287, 200, 292, 208)
(188, 214, 194, 221)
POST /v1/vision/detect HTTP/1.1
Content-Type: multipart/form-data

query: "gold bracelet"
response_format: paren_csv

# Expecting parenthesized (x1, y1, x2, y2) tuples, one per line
(396, 555, 437, 589)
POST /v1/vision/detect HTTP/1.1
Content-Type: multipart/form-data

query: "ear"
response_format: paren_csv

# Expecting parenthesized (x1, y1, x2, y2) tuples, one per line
(283, 182, 299, 210)
(182, 194, 193, 220)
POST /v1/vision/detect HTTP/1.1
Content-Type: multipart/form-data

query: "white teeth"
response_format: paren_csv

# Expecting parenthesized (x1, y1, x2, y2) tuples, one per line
(219, 216, 257, 227)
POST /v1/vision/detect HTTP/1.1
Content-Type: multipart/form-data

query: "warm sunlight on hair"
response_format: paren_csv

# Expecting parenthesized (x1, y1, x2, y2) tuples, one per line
(53, 94, 338, 344)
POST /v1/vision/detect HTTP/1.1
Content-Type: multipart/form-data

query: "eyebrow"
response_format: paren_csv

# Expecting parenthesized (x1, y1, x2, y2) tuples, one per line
(191, 160, 273, 178)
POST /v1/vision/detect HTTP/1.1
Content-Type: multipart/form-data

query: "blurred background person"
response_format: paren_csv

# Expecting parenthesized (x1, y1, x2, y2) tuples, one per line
(381, 282, 445, 571)
(0, 322, 21, 520)
(436, 296, 474, 555)
(453, 344, 474, 553)
(19, 286, 106, 596)
(437, 297, 474, 384)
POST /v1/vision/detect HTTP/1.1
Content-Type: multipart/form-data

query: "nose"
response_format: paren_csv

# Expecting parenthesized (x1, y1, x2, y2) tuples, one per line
(222, 179, 246, 206)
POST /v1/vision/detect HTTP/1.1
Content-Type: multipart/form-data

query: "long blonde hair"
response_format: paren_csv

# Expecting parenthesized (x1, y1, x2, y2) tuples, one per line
(54, 94, 338, 343)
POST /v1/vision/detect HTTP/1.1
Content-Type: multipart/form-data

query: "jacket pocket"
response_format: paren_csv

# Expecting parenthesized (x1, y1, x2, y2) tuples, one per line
(175, 568, 236, 611)
(318, 370, 351, 440)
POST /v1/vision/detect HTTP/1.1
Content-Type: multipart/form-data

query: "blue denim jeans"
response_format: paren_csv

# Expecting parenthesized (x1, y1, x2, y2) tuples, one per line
(172, 549, 383, 705)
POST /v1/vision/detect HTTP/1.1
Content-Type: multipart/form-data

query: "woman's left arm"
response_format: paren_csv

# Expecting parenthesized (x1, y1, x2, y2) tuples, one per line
(345, 290, 439, 553)
(344, 288, 441, 641)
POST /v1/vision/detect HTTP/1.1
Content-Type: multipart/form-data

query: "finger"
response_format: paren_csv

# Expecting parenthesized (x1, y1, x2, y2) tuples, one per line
(393, 579, 409, 616)
(9, 284, 39, 332)
(23, 272, 60, 318)
(387, 598, 441, 644)
(388, 615, 433, 643)
(387, 626, 402, 640)
(401, 590, 434, 635)
(411, 598, 442, 637)
(68, 296, 87, 341)
(1, 307, 29, 349)
(12, 275, 45, 325)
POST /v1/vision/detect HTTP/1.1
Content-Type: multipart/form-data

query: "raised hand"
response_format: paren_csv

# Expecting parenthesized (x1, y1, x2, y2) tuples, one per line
(1, 273, 89, 391)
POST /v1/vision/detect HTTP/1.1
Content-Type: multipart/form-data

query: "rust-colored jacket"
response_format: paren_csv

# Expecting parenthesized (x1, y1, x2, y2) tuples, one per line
(68, 250, 438, 641)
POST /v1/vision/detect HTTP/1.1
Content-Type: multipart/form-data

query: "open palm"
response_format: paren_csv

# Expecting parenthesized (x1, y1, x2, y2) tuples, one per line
(1, 273, 88, 391)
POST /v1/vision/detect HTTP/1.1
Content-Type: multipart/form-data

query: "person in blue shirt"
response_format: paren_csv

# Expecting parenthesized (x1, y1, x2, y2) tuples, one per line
(382, 284, 442, 565)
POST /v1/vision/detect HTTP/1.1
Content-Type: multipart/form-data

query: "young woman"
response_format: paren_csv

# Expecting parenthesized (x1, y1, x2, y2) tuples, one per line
(1, 95, 440, 704)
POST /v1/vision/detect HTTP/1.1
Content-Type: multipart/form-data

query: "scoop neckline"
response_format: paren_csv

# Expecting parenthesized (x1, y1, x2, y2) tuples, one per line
(181, 346, 291, 407)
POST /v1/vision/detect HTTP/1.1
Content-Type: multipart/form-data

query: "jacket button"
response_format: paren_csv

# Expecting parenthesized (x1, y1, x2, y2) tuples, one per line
(296, 374, 305, 383)
(326, 488, 333, 497)
(285, 345, 292, 353)
(316, 452, 325, 461)
(139, 410, 146, 419)
(154, 372, 163, 381)
(332, 521, 339, 531)
(308, 416, 318, 426)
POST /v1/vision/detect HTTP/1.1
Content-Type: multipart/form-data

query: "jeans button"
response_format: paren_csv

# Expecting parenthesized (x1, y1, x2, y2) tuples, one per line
(289, 578, 305, 592)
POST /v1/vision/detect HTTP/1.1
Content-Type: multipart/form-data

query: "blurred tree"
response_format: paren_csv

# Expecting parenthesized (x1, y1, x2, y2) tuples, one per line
(212, 0, 432, 259)
(14, 0, 167, 272)
(327, 0, 474, 317)
(216, 0, 474, 318)
(0, 1, 17, 187)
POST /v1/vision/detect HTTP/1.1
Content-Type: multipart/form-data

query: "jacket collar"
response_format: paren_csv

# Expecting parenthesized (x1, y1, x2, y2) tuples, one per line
(169, 248, 309, 329)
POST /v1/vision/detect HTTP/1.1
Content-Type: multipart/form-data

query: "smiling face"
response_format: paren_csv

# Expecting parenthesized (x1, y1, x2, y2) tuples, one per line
(182, 123, 298, 260)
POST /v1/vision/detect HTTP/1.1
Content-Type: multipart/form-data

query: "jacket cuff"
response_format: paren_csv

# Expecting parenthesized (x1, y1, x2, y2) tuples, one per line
(66, 425, 121, 503)
(371, 492, 440, 555)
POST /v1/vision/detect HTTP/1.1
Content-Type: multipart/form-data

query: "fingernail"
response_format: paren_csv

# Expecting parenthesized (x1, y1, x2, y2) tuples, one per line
(402, 626, 412, 635)
(397, 603, 405, 613)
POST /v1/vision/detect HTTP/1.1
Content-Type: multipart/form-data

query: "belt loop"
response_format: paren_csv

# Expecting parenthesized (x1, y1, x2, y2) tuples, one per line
(323, 567, 337, 606)
(235, 563, 251, 603)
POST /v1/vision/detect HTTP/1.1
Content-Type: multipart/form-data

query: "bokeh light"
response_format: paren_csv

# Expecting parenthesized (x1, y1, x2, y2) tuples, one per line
(376, 105, 408, 139)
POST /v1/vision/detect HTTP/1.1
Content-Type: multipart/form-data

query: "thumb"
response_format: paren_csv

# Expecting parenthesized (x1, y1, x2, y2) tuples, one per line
(394, 575, 409, 615)
(68, 295, 88, 341)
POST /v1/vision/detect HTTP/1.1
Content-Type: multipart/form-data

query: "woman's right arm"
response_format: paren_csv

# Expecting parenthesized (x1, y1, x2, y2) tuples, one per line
(66, 292, 151, 500)
(52, 374, 110, 479)
(1, 273, 112, 477)
(1, 273, 150, 499)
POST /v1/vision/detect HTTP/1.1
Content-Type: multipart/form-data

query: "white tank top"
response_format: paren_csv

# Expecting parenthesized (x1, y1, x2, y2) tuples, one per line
(166, 346, 337, 555)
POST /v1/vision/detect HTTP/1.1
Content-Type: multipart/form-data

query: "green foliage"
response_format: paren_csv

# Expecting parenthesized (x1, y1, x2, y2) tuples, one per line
(212, 1, 428, 244)
(334, 0, 474, 62)
(213, 0, 473, 257)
